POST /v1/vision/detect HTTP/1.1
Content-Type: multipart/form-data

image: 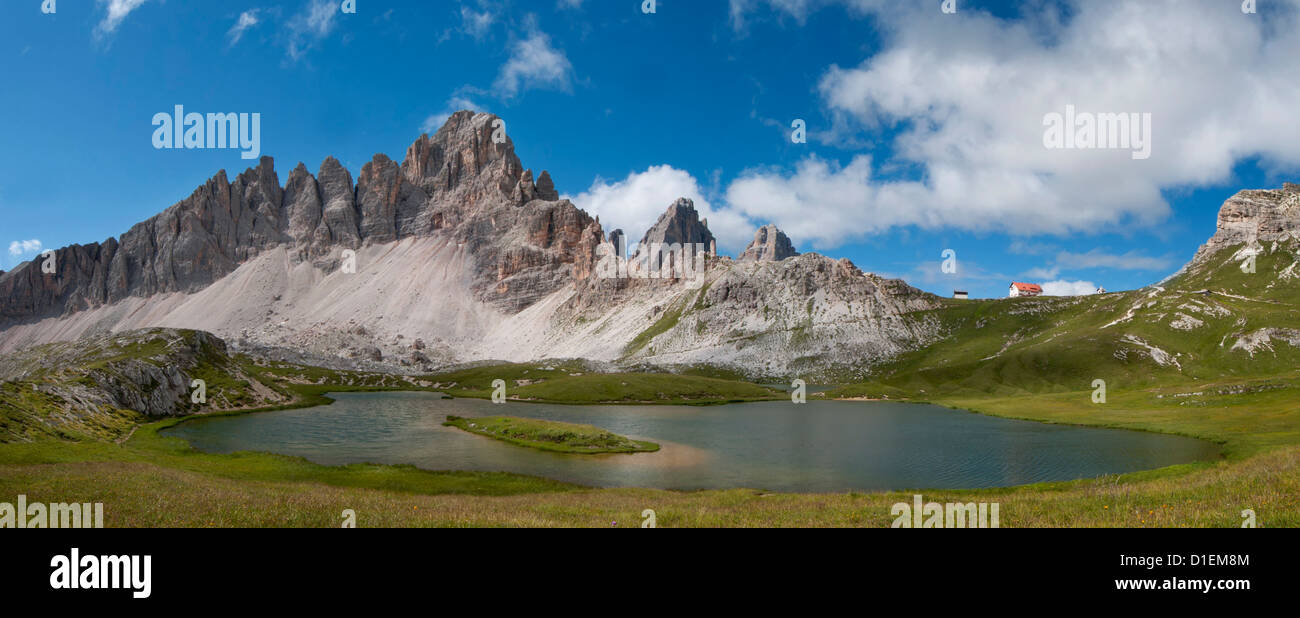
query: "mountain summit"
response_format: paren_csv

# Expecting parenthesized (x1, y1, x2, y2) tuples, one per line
(739, 225, 798, 262)
(0, 111, 935, 377)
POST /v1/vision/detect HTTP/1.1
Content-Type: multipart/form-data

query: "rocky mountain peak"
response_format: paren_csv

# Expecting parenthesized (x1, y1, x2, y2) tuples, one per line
(637, 198, 716, 252)
(739, 224, 798, 262)
(0, 110, 598, 324)
(1192, 182, 1300, 264)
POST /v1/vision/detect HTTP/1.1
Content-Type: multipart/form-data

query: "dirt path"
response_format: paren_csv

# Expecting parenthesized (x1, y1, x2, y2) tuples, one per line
(115, 425, 140, 445)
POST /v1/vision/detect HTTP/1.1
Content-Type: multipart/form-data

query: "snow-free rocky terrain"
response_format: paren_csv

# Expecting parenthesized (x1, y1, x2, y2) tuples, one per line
(0, 112, 940, 378)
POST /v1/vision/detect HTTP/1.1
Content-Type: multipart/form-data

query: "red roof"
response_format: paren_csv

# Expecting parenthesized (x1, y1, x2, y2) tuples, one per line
(1011, 282, 1042, 293)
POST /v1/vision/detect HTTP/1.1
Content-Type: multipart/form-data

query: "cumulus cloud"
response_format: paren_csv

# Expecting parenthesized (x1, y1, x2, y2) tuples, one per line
(567, 166, 754, 253)
(422, 96, 483, 134)
(1040, 280, 1099, 297)
(727, 155, 889, 250)
(95, 0, 150, 40)
(493, 27, 574, 99)
(8, 239, 43, 257)
(228, 9, 261, 46)
(729, 0, 1300, 244)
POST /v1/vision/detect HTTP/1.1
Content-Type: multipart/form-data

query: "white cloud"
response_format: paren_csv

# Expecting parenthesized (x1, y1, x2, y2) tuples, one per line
(724, 155, 887, 250)
(287, 0, 339, 61)
(422, 96, 483, 134)
(728, 0, 883, 32)
(493, 27, 574, 99)
(556, 0, 584, 9)
(460, 6, 496, 40)
(1040, 280, 1099, 297)
(731, 0, 1300, 243)
(95, 0, 150, 40)
(1054, 249, 1175, 272)
(228, 9, 261, 46)
(1021, 248, 1174, 282)
(8, 239, 42, 257)
(1021, 266, 1060, 281)
(729, 0, 812, 31)
(567, 166, 754, 253)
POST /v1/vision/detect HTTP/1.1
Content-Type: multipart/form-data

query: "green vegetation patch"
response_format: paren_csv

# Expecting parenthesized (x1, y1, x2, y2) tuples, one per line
(511, 373, 780, 405)
(444, 415, 659, 454)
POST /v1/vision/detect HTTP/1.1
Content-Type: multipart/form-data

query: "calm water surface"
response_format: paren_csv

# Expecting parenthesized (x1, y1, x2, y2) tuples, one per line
(164, 392, 1219, 492)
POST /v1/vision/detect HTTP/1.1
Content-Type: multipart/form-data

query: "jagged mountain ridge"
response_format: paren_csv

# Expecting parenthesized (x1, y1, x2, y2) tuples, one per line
(0, 112, 600, 323)
(0, 111, 939, 376)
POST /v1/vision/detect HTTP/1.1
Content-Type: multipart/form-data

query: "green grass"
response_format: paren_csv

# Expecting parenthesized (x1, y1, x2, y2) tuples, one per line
(1, 237, 1297, 527)
(0, 413, 579, 499)
(1, 441, 1293, 527)
(444, 415, 659, 454)
(420, 362, 782, 405)
(623, 296, 690, 356)
(510, 373, 780, 404)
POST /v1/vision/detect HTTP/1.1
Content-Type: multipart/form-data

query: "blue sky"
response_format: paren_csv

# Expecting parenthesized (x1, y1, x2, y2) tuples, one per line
(3, 0, 1299, 299)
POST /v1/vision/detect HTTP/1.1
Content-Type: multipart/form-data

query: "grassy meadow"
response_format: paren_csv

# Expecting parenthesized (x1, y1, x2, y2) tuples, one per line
(0, 239, 1297, 527)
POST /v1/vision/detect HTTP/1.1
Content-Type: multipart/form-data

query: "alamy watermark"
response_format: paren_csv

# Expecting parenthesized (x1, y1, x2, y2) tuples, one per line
(2, 495, 103, 528)
(50, 548, 150, 599)
(891, 494, 1000, 528)
(1043, 105, 1151, 160)
(152, 106, 261, 160)
(595, 241, 709, 288)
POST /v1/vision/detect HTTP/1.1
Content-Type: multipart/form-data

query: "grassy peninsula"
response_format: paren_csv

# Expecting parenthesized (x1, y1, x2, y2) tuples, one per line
(443, 415, 660, 454)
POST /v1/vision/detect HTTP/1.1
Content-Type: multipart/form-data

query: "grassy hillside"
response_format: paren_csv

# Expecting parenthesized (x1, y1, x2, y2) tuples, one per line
(831, 239, 1300, 400)
(0, 329, 281, 442)
(0, 237, 1294, 527)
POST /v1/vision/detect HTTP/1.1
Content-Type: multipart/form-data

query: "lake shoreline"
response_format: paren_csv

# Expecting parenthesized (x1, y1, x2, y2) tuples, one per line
(159, 392, 1220, 494)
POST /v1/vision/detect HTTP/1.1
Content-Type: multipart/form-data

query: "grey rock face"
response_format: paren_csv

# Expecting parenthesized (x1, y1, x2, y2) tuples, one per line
(0, 328, 285, 420)
(632, 198, 716, 272)
(1192, 182, 1300, 263)
(535, 171, 559, 201)
(513, 169, 537, 204)
(637, 198, 716, 250)
(282, 163, 324, 250)
(0, 157, 291, 323)
(317, 156, 361, 250)
(0, 110, 599, 323)
(608, 229, 626, 255)
(0, 110, 947, 379)
(739, 224, 799, 262)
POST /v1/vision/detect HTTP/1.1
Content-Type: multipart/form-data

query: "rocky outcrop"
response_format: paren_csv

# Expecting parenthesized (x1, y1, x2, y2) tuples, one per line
(536, 171, 560, 201)
(1191, 182, 1300, 263)
(0, 328, 286, 424)
(608, 229, 626, 254)
(637, 198, 716, 251)
(739, 224, 798, 262)
(630, 198, 717, 274)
